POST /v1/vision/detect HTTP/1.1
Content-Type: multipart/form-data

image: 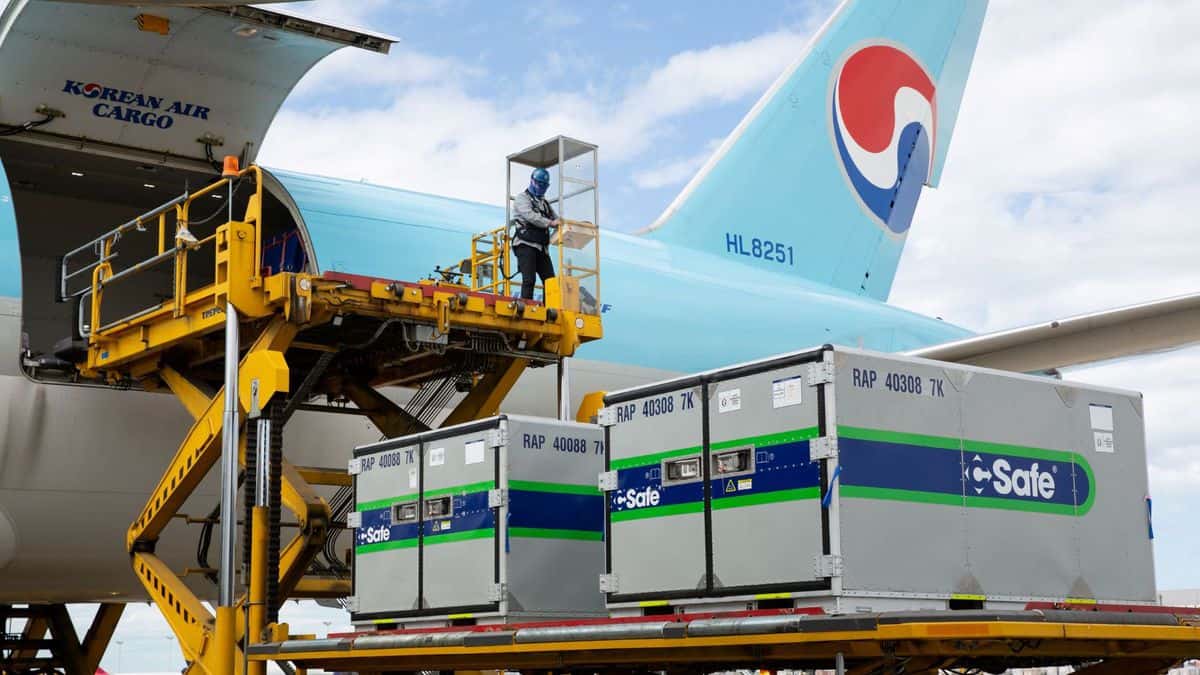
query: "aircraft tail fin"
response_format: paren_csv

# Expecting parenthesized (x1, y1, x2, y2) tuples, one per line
(640, 0, 988, 300)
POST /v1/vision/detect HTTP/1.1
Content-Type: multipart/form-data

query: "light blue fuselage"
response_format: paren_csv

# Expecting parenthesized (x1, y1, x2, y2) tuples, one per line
(271, 168, 970, 374)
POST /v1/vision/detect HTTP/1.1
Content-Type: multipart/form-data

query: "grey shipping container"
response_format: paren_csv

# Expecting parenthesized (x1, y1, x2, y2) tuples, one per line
(350, 414, 607, 626)
(599, 346, 1155, 614)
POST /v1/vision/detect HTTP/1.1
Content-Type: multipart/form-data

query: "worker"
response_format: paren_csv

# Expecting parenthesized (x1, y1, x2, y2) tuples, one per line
(512, 167, 559, 300)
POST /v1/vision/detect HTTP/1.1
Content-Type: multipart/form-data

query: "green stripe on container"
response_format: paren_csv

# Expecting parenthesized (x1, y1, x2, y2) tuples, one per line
(611, 446, 701, 470)
(841, 485, 1081, 516)
(840, 485, 963, 507)
(509, 527, 603, 541)
(425, 481, 494, 499)
(711, 487, 820, 510)
(425, 527, 494, 546)
(837, 426, 962, 450)
(358, 480, 494, 511)
(356, 493, 417, 511)
(355, 538, 418, 554)
(356, 527, 495, 554)
(710, 427, 820, 451)
(837, 426, 1096, 517)
(610, 501, 703, 522)
(611, 426, 820, 471)
(508, 480, 600, 496)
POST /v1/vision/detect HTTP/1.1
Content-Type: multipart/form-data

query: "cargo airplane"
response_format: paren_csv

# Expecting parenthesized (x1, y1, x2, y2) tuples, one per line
(1, 0, 1198, 604)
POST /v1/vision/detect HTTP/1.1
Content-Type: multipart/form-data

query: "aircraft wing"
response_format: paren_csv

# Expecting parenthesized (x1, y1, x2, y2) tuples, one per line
(905, 292, 1200, 372)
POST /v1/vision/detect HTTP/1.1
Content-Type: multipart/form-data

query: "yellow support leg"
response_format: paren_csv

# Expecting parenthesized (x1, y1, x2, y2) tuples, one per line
(247, 506, 269, 675)
(213, 606, 237, 675)
(442, 357, 528, 426)
(277, 461, 331, 600)
(81, 603, 125, 675)
(128, 315, 298, 675)
(341, 379, 428, 438)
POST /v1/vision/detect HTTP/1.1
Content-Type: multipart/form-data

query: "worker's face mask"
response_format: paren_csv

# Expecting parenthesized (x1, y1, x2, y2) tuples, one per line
(529, 178, 550, 198)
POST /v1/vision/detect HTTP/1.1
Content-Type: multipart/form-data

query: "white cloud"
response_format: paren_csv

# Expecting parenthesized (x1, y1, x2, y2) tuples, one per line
(889, 0, 1200, 588)
(273, 0, 391, 29)
(288, 47, 474, 100)
(632, 138, 723, 189)
(261, 28, 813, 210)
(526, 2, 583, 30)
(893, 0, 1200, 330)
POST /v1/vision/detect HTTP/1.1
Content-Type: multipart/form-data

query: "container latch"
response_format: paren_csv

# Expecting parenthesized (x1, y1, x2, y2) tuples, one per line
(599, 573, 620, 593)
(488, 488, 507, 508)
(813, 554, 843, 578)
(597, 406, 617, 427)
(809, 436, 838, 461)
(807, 362, 835, 386)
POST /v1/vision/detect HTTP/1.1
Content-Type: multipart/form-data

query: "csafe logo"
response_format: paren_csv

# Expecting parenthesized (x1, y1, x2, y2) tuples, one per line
(968, 454, 1058, 500)
(358, 525, 391, 544)
(614, 486, 660, 510)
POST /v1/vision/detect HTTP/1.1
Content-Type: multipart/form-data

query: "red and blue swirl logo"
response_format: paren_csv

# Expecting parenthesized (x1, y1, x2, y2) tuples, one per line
(831, 43, 936, 235)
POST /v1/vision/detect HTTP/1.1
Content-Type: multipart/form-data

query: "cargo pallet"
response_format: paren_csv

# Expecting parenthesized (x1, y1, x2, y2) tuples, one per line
(249, 605, 1200, 675)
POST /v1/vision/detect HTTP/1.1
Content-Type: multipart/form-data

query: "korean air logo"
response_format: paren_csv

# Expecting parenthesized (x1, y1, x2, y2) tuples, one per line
(967, 454, 1058, 501)
(830, 42, 936, 236)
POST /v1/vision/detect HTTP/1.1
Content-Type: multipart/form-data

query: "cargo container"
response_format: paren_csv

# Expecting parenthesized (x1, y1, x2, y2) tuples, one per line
(598, 346, 1155, 615)
(350, 415, 606, 626)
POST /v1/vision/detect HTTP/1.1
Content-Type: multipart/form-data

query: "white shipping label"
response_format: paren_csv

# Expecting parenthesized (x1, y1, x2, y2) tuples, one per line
(429, 447, 446, 466)
(1089, 404, 1114, 431)
(1094, 431, 1115, 453)
(718, 388, 742, 413)
(408, 467, 418, 488)
(465, 439, 486, 465)
(772, 376, 804, 409)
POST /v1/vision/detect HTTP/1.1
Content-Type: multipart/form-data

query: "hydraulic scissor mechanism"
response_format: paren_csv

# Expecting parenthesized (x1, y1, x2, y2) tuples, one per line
(55, 158, 602, 675)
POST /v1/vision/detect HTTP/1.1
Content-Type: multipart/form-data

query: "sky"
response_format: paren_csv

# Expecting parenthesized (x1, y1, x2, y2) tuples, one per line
(65, 0, 1200, 671)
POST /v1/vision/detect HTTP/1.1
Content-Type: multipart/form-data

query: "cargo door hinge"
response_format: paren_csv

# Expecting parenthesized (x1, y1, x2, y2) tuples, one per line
(597, 407, 616, 427)
(347, 457, 364, 475)
(487, 427, 507, 448)
(807, 362, 835, 386)
(487, 582, 507, 602)
(488, 488, 507, 508)
(599, 573, 619, 593)
(598, 470, 618, 492)
(814, 554, 843, 578)
(809, 436, 838, 461)
(346, 511, 362, 529)
(344, 596, 359, 612)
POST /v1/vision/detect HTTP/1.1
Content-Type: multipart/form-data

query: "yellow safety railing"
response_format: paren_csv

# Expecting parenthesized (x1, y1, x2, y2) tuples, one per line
(551, 218, 600, 314)
(469, 225, 512, 296)
(63, 165, 265, 341)
(455, 218, 601, 313)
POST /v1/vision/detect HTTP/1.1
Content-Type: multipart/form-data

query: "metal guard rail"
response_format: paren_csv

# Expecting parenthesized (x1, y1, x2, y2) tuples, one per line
(61, 166, 265, 338)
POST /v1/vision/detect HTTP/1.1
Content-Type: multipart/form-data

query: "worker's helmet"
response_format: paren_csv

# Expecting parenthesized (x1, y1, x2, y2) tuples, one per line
(529, 168, 550, 198)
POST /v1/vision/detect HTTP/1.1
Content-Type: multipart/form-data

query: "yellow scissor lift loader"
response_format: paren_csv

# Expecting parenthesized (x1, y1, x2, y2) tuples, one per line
(56, 151, 602, 675)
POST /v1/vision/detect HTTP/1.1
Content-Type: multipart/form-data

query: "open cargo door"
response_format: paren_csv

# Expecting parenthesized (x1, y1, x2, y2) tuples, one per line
(0, 0, 392, 165)
(0, 0, 394, 372)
